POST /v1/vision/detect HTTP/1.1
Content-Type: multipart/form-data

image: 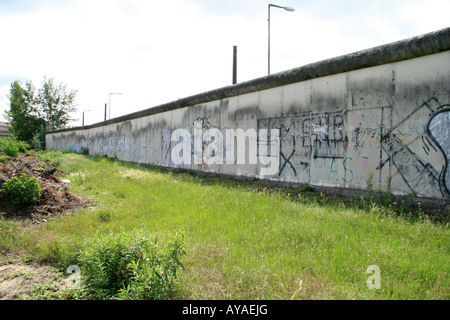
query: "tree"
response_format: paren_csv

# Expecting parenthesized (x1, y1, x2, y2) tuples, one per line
(5, 80, 45, 145)
(35, 77, 77, 131)
(5, 77, 77, 149)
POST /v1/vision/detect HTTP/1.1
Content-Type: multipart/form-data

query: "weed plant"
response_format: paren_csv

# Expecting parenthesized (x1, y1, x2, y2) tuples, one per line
(66, 230, 186, 300)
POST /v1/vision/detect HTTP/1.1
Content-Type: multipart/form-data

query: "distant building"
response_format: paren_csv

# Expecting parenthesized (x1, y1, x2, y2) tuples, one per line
(0, 122, 12, 139)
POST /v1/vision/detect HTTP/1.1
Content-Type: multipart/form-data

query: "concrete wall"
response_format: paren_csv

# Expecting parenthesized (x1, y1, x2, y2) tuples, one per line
(46, 28, 450, 204)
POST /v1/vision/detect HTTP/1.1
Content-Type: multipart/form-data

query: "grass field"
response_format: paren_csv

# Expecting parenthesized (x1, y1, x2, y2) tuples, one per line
(0, 151, 448, 299)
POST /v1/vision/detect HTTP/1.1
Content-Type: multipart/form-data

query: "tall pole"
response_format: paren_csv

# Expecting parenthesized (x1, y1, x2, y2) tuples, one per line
(104, 103, 107, 121)
(82, 110, 91, 127)
(268, 4, 295, 75)
(268, 4, 271, 75)
(233, 46, 237, 85)
(108, 93, 122, 120)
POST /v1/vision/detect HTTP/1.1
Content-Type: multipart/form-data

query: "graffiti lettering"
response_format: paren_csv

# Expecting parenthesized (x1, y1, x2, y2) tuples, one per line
(279, 149, 296, 176)
(258, 111, 345, 178)
(169, 128, 280, 176)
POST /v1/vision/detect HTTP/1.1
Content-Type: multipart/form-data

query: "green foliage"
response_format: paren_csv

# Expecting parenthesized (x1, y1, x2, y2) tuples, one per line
(0, 137, 30, 157)
(0, 137, 18, 157)
(15, 139, 30, 153)
(80, 147, 89, 155)
(70, 231, 186, 300)
(4, 77, 77, 149)
(365, 169, 375, 200)
(0, 155, 8, 163)
(364, 170, 395, 206)
(299, 185, 315, 192)
(4, 81, 45, 146)
(2, 173, 42, 206)
(36, 77, 77, 131)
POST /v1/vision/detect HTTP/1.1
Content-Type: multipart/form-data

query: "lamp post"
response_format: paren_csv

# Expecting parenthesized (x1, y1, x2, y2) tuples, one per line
(108, 93, 122, 120)
(268, 3, 295, 75)
(82, 110, 91, 127)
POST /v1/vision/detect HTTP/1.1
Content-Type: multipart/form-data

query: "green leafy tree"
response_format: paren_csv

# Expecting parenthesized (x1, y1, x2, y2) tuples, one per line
(5, 80, 45, 145)
(35, 77, 77, 131)
(5, 77, 77, 149)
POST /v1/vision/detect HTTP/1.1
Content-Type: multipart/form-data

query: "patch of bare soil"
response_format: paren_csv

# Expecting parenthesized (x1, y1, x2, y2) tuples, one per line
(0, 153, 88, 223)
(0, 254, 66, 300)
(0, 154, 90, 299)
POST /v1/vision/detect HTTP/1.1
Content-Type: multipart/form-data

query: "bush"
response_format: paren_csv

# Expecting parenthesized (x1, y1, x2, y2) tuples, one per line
(0, 138, 19, 157)
(17, 140, 31, 153)
(70, 230, 186, 300)
(80, 147, 89, 155)
(300, 185, 315, 192)
(0, 137, 30, 157)
(2, 173, 42, 205)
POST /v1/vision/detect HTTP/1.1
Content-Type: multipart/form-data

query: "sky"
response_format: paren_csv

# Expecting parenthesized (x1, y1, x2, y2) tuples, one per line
(0, 0, 449, 126)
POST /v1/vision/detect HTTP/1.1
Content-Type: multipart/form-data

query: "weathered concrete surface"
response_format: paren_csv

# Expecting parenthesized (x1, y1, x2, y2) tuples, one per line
(46, 28, 450, 209)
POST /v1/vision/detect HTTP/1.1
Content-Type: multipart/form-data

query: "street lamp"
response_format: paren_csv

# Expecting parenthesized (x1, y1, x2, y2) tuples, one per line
(268, 3, 295, 75)
(82, 110, 92, 127)
(108, 93, 122, 120)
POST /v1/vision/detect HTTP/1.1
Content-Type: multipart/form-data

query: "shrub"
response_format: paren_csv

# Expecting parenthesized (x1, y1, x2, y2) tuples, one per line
(0, 137, 30, 157)
(2, 173, 42, 205)
(15, 139, 31, 153)
(300, 185, 315, 192)
(70, 230, 186, 300)
(80, 147, 89, 155)
(0, 138, 19, 157)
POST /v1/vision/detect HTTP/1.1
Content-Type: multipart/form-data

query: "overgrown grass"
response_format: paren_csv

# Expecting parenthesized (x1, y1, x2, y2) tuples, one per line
(1, 151, 448, 300)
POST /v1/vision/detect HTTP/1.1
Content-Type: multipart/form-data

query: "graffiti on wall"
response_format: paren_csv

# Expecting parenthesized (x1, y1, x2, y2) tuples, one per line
(161, 117, 214, 170)
(257, 97, 449, 198)
(47, 98, 449, 199)
(429, 109, 450, 194)
(258, 111, 346, 181)
(379, 97, 450, 198)
(162, 115, 281, 176)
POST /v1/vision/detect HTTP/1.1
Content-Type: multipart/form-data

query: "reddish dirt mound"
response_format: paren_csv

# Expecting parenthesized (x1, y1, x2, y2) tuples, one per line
(0, 153, 88, 223)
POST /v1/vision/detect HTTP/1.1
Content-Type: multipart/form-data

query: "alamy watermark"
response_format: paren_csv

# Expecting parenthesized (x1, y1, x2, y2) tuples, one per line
(366, 265, 381, 290)
(170, 128, 281, 176)
(66, 265, 81, 289)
